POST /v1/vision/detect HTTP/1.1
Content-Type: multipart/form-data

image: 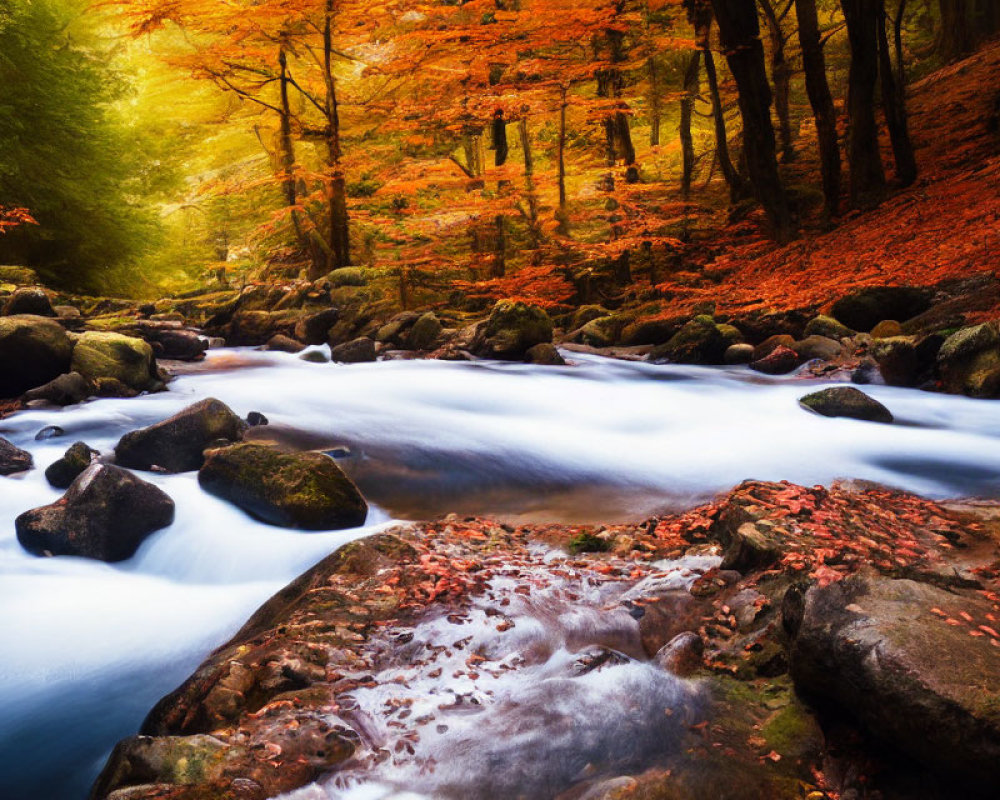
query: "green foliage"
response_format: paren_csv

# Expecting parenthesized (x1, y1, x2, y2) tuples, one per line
(0, 0, 164, 290)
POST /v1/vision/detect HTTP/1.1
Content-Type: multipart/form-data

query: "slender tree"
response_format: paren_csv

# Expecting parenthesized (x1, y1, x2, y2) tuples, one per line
(842, 0, 886, 207)
(877, 4, 917, 187)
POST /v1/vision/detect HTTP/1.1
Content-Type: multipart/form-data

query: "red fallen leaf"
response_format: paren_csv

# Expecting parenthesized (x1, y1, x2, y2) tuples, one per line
(945, 618, 963, 626)
(979, 625, 999, 638)
(929, 607, 947, 617)
(960, 611, 975, 623)
(763, 750, 782, 762)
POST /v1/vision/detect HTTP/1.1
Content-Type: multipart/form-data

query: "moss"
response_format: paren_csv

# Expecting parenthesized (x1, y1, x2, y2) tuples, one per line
(566, 531, 612, 554)
(71, 331, 155, 391)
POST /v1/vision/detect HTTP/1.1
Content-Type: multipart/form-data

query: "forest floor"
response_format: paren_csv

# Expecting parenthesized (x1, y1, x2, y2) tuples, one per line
(650, 38, 1000, 322)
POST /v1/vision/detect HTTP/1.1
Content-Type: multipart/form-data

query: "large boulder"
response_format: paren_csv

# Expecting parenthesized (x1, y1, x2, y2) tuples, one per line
(330, 336, 376, 363)
(45, 441, 99, 489)
(198, 443, 368, 530)
(71, 331, 159, 394)
(749, 344, 800, 375)
(830, 286, 933, 332)
(786, 572, 1000, 790)
(870, 336, 919, 387)
(15, 464, 175, 561)
(791, 335, 842, 362)
(265, 334, 305, 353)
(475, 300, 553, 360)
(525, 342, 566, 365)
(115, 398, 248, 473)
(136, 323, 208, 361)
(405, 312, 442, 351)
(648, 316, 726, 364)
(575, 315, 617, 348)
(0, 436, 33, 475)
(799, 386, 893, 423)
(2, 287, 54, 317)
(0, 315, 73, 397)
(936, 322, 1000, 397)
(294, 308, 340, 345)
(803, 314, 853, 340)
(620, 316, 683, 346)
(21, 371, 92, 406)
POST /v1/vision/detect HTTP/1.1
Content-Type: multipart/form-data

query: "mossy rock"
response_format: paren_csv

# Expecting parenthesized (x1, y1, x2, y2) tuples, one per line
(198, 443, 368, 530)
(327, 267, 366, 287)
(479, 300, 553, 360)
(405, 312, 442, 350)
(0, 266, 40, 285)
(831, 286, 933, 332)
(0, 436, 33, 475)
(799, 386, 893, 424)
(2, 287, 54, 317)
(0, 314, 73, 398)
(649, 316, 726, 364)
(803, 314, 854, 340)
(115, 398, 248, 473)
(45, 441, 98, 488)
(937, 323, 1000, 396)
(566, 531, 611, 554)
(71, 331, 157, 394)
(571, 304, 610, 330)
(577, 315, 618, 347)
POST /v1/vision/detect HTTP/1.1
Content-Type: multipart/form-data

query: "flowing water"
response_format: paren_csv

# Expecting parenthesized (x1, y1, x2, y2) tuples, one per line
(3, 347, 1000, 799)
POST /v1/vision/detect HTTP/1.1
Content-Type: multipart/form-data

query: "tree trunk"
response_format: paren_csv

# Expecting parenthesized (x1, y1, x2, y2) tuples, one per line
(492, 214, 506, 278)
(556, 86, 569, 235)
(596, 24, 636, 166)
(518, 117, 540, 248)
(689, 0, 746, 200)
(648, 56, 662, 146)
(795, 0, 841, 217)
(320, 0, 349, 276)
(680, 49, 701, 199)
(842, 0, 886, 208)
(711, 0, 793, 240)
(878, 5, 917, 186)
(937, 0, 972, 61)
(759, 0, 794, 162)
(277, 49, 307, 249)
(492, 109, 509, 167)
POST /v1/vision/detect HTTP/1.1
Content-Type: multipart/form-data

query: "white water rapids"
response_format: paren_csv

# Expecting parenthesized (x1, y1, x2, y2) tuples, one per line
(2, 347, 1000, 799)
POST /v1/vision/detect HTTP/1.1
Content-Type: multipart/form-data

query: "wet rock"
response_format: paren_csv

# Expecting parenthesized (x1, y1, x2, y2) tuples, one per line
(34, 424, 65, 441)
(870, 336, 919, 387)
(375, 311, 421, 346)
(570, 305, 610, 331)
(115, 398, 248, 473)
(575, 315, 616, 348)
(619, 316, 682, 346)
(0, 265, 39, 285)
(299, 349, 329, 363)
(869, 319, 903, 338)
(654, 631, 704, 677)
(791, 335, 842, 362)
(831, 286, 933, 332)
(525, 342, 566, 365)
(724, 343, 754, 364)
(222, 310, 303, 347)
(749, 344, 799, 375)
(0, 436, 33, 475)
(751, 334, 796, 362)
(293, 308, 339, 345)
(405, 312, 442, 351)
(799, 386, 893, 423)
(264, 334, 305, 353)
(936, 322, 1000, 397)
(475, 300, 554, 360)
(71, 332, 159, 394)
(246, 412, 268, 427)
(0, 315, 73, 397)
(850, 358, 879, 385)
(141, 326, 207, 361)
(330, 336, 376, 363)
(198, 443, 368, 530)
(721, 522, 783, 572)
(22, 371, 92, 406)
(2, 287, 54, 316)
(648, 316, 726, 364)
(16, 464, 175, 561)
(45, 441, 99, 489)
(803, 314, 854, 340)
(787, 572, 1000, 790)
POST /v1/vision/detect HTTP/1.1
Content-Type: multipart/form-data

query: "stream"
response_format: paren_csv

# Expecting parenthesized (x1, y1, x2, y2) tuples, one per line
(3, 347, 1000, 799)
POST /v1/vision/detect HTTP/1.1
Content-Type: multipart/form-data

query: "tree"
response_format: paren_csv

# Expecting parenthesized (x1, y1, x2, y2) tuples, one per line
(711, 0, 793, 240)
(758, 0, 795, 162)
(877, 2, 917, 187)
(0, 0, 160, 288)
(841, 0, 886, 208)
(795, 0, 841, 217)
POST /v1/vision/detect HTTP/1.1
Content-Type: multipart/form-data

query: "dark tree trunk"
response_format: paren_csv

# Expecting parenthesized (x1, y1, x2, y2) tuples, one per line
(878, 6, 917, 186)
(648, 56, 662, 146)
(518, 117, 540, 249)
(680, 49, 701, 199)
(596, 24, 636, 166)
(937, 0, 972, 61)
(492, 110, 509, 167)
(320, 0, 349, 276)
(759, 0, 794, 162)
(795, 0, 841, 217)
(277, 48, 308, 254)
(492, 214, 506, 278)
(688, 0, 747, 200)
(842, 0, 886, 208)
(711, 0, 794, 240)
(556, 86, 569, 235)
